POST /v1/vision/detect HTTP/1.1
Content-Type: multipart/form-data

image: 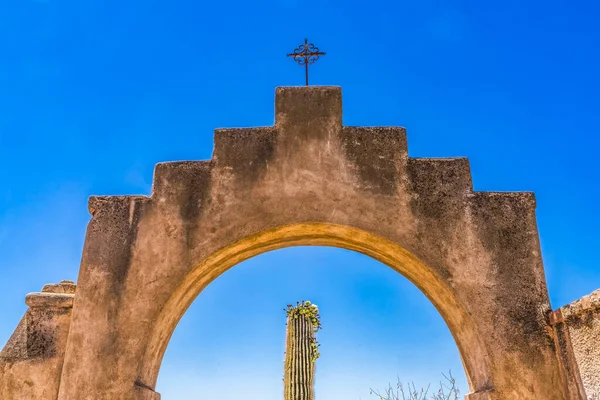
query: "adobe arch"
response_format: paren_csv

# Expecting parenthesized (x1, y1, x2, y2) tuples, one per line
(54, 87, 567, 399)
(138, 223, 491, 395)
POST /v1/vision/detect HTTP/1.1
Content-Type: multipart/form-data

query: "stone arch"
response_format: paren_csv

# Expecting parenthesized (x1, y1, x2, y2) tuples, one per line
(54, 86, 569, 400)
(140, 223, 490, 394)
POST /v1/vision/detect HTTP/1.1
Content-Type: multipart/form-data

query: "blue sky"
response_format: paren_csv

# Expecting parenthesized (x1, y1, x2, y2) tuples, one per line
(1, 0, 599, 398)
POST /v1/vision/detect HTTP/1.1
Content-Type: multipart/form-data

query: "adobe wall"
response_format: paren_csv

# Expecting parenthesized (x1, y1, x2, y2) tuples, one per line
(58, 87, 565, 399)
(0, 281, 75, 400)
(551, 289, 600, 399)
(0, 86, 596, 400)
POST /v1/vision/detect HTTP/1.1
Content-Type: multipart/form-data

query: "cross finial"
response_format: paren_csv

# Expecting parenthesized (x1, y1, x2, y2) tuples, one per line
(287, 38, 326, 86)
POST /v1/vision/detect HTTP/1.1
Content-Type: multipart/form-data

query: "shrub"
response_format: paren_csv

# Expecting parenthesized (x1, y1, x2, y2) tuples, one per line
(369, 372, 460, 400)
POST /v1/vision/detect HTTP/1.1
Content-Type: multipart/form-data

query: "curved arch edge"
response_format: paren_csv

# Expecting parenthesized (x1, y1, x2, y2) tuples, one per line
(137, 222, 493, 396)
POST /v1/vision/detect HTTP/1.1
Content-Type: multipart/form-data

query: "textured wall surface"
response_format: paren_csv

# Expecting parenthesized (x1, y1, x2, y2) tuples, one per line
(552, 289, 600, 399)
(1, 86, 593, 400)
(0, 281, 75, 400)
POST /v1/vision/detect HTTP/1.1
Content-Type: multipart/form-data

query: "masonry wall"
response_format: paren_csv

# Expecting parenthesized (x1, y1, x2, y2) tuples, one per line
(56, 87, 568, 400)
(0, 281, 75, 400)
(1, 87, 599, 400)
(552, 289, 600, 399)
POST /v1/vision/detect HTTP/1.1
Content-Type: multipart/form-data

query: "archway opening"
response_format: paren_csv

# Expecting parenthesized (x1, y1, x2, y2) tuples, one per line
(139, 223, 491, 399)
(155, 245, 470, 399)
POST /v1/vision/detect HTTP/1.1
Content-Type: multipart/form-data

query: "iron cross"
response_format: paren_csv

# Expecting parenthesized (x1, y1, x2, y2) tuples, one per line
(287, 38, 326, 86)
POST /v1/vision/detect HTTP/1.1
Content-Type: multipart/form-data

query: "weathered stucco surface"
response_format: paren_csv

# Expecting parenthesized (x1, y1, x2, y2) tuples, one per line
(0, 281, 75, 399)
(0, 86, 596, 399)
(551, 289, 600, 399)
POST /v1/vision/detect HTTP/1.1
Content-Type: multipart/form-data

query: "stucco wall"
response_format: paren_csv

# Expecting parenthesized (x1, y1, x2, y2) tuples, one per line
(1, 87, 596, 400)
(0, 281, 75, 400)
(56, 87, 567, 400)
(552, 289, 600, 399)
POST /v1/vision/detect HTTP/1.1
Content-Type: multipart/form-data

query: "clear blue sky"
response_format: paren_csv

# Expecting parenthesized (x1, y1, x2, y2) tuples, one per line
(1, 0, 599, 398)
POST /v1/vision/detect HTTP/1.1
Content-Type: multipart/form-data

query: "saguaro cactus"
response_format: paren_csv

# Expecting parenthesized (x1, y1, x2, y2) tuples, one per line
(283, 300, 321, 400)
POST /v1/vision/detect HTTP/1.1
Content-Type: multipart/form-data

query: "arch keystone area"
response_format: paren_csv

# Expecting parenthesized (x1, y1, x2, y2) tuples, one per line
(1, 86, 591, 399)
